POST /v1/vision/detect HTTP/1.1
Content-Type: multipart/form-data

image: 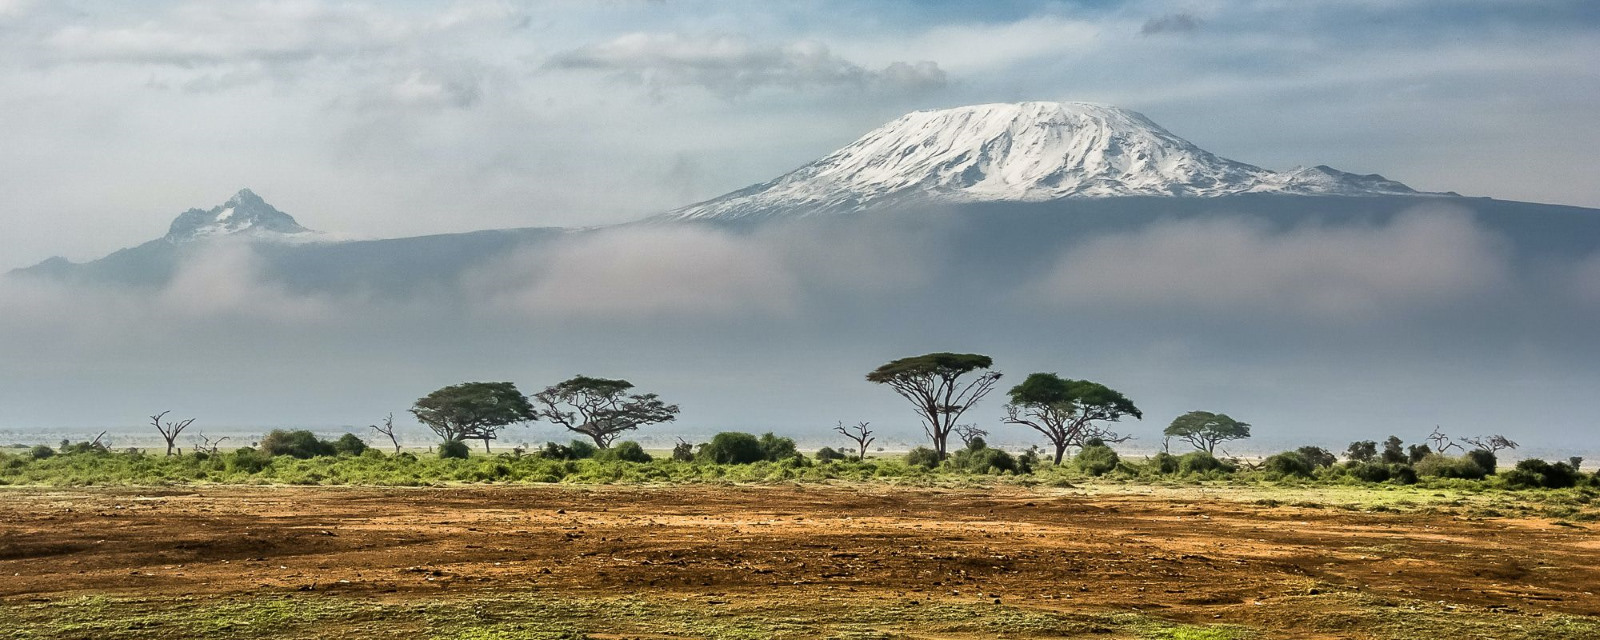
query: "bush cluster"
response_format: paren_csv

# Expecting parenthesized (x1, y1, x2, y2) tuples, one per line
(3, 428, 1593, 494)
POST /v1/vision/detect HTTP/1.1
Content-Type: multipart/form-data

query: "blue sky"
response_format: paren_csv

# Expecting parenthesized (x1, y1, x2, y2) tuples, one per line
(1, 0, 1597, 267)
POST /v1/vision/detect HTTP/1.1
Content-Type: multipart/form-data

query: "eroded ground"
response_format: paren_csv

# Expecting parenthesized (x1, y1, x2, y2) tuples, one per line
(1, 484, 1597, 639)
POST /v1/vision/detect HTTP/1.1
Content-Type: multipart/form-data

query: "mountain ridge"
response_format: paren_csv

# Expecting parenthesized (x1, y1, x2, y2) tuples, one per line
(164, 188, 314, 242)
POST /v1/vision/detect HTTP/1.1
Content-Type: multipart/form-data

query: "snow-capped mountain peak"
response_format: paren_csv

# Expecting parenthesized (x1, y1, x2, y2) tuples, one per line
(165, 188, 313, 242)
(665, 101, 1430, 221)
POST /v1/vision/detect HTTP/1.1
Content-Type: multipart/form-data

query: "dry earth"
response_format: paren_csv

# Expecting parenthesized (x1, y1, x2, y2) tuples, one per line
(1, 484, 1597, 638)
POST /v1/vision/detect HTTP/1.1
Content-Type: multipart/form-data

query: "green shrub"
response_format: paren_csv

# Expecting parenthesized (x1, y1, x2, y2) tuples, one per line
(757, 432, 799, 462)
(815, 447, 847, 462)
(539, 440, 599, 460)
(1073, 445, 1120, 476)
(332, 433, 368, 456)
(1415, 453, 1490, 480)
(1503, 459, 1580, 489)
(1016, 447, 1041, 474)
(438, 440, 471, 459)
(1262, 451, 1314, 478)
(953, 441, 1017, 474)
(699, 432, 765, 464)
(1465, 449, 1498, 475)
(1390, 464, 1418, 485)
(28, 445, 55, 460)
(568, 440, 599, 459)
(1149, 452, 1179, 474)
(1345, 462, 1391, 483)
(1178, 451, 1231, 475)
(601, 441, 652, 463)
(905, 446, 942, 469)
(1295, 446, 1338, 468)
(225, 447, 272, 473)
(259, 429, 336, 459)
(671, 440, 696, 462)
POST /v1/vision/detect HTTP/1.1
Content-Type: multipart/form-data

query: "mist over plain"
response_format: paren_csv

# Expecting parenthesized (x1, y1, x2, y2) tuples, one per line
(3, 197, 1597, 458)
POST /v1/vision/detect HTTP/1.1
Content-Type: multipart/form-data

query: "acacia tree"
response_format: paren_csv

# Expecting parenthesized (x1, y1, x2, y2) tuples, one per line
(532, 376, 679, 448)
(867, 353, 1001, 460)
(834, 421, 875, 462)
(410, 382, 535, 453)
(1002, 373, 1141, 465)
(150, 411, 196, 456)
(1165, 411, 1251, 454)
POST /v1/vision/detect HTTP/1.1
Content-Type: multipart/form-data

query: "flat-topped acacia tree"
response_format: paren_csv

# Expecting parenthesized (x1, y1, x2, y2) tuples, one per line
(1003, 373, 1141, 465)
(1164, 410, 1251, 454)
(866, 352, 1001, 460)
(410, 382, 535, 453)
(533, 375, 680, 448)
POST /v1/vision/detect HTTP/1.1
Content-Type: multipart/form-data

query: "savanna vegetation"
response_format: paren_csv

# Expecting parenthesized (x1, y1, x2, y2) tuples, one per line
(1, 353, 1589, 496)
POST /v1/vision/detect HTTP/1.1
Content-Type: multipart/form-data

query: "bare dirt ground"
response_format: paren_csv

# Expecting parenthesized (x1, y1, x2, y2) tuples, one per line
(1, 484, 1597, 638)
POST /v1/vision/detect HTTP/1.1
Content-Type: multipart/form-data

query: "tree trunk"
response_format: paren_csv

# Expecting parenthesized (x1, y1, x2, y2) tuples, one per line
(591, 432, 608, 449)
(165, 439, 175, 457)
(482, 437, 492, 453)
(1053, 442, 1067, 466)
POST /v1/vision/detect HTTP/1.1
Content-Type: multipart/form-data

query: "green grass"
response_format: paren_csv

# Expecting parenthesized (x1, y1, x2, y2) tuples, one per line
(2, 447, 1597, 523)
(3, 589, 1596, 640)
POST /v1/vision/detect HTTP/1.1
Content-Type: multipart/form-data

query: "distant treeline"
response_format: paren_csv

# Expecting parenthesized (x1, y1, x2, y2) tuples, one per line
(6, 351, 1586, 491)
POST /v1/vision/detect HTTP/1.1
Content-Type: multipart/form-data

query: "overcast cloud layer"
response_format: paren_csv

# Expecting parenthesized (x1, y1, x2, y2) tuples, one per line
(2, 0, 1599, 267)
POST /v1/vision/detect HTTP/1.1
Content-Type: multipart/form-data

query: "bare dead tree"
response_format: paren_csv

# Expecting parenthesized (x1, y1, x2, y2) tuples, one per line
(89, 431, 108, 449)
(1460, 434, 1519, 453)
(369, 413, 402, 454)
(1425, 426, 1461, 454)
(1219, 447, 1256, 471)
(953, 424, 989, 449)
(192, 433, 229, 455)
(834, 421, 875, 462)
(150, 411, 196, 456)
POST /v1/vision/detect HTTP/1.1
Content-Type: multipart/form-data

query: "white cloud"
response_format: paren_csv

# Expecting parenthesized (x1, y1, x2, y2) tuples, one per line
(1027, 206, 1511, 322)
(546, 33, 947, 98)
(1570, 251, 1600, 308)
(0, 242, 338, 346)
(471, 226, 799, 321)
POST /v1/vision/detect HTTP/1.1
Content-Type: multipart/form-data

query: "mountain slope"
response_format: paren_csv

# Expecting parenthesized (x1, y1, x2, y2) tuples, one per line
(665, 102, 1433, 221)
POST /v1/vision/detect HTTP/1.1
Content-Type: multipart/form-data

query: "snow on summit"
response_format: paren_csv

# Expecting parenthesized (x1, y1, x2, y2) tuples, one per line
(164, 189, 314, 242)
(666, 101, 1428, 221)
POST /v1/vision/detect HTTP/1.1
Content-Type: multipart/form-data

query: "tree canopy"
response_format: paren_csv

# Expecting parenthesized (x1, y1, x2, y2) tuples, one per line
(1164, 410, 1251, 454)
(866, 352, 1001, 459)
(533, 375, 679, 448)
(410, 382, 535, 452)
(1003, 373, 1141, 464)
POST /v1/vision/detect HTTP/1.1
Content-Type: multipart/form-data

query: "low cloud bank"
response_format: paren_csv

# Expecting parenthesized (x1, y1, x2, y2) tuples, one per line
(2, 208, 1598, 451)
(1028, 207, 1510, 323)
